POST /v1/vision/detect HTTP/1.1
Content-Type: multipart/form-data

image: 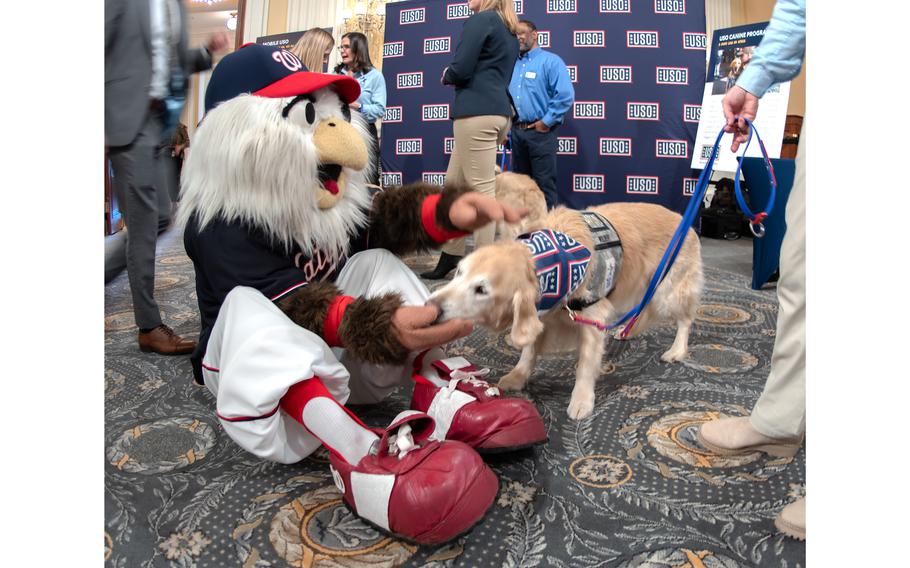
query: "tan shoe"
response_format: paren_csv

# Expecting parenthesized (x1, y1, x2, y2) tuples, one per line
(775, 497, 806, 540)
(138, 325, 196, 355)
(697, 416, 803, 458)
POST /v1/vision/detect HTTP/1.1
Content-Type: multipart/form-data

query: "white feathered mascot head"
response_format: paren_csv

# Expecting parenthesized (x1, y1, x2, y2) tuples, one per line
(178, 44, 374, 259)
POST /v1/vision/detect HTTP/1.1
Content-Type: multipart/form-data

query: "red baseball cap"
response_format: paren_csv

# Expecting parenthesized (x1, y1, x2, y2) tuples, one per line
(204, 43, 360, 113)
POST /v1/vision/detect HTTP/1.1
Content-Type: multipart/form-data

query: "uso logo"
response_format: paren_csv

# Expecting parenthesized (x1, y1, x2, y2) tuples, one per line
(566, 65, 577, 83)
(537, 31, 551, 48)
(656, 139, 688, 159)
(513, 0, 524, 14)
(443, 137, 455, 154)
(600, 137, 632, 157)
(627, 102, 659, 121)
(423, 37, 451, 55)
(547, 0, 577, 14)
(655, 0, 686, 14)
(574, 30, 605, 48)
(446, 3, 471, 19)
(574, 174, 605, 193)
(600, 0, 630, 12)
(683, 32, 707, 50)
(683, 104, 701, 123)
(600, 65, 632, 83)
(496, 142, 512, 154)
(383, 41, 404, 58)
(683, 178, 697, 196)
(382, 172, 402, 187)
(627, 176, 659, 195)
(627, 30, 660, 48)
(557, 137, 577, 155)
(383, 106, 402, 123)
(396, 72, 423, 89)
(574, 101, 605, 120)
(701, 145, 714, 159)
(400, 7, 425, 24)
(422, 172, 447, 186)
(657, 66, 688, 85)
(422, 104, 449, 121)
(396, 138, 422, 155)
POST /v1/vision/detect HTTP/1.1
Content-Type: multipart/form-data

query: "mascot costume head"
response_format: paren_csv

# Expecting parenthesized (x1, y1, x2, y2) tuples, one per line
(178, 44, 371, 259)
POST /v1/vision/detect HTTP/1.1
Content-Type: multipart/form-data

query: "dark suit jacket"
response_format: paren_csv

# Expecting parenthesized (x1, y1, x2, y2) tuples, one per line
(105, 0, 212, 147)
(443, 11, 518, 120)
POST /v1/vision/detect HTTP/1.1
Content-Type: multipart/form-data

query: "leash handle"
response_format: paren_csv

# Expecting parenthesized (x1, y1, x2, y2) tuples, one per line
(732, 116, 777, 237)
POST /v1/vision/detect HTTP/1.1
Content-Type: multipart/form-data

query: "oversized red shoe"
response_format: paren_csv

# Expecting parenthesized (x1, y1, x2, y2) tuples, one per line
(328, 410, 498, 545)
(411, 356, 548, 453)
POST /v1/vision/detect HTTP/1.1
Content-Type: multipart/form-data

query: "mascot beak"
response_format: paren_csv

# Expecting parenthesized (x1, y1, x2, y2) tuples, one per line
(312, 118, 369, 210)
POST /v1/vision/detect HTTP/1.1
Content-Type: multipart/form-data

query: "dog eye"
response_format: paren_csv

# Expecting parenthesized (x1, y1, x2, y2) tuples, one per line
(474, 284, 487, 295)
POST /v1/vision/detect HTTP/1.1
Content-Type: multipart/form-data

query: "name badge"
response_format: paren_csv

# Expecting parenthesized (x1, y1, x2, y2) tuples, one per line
(525, 71, 537, 79)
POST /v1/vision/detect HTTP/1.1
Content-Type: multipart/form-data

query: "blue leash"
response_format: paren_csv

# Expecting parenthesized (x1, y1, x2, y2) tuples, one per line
(568, 118, 777, 337)
(499, 132, 511, 172)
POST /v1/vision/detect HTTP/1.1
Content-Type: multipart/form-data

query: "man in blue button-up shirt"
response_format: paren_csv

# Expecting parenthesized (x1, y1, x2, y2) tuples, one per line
(508, 19, 574, 210)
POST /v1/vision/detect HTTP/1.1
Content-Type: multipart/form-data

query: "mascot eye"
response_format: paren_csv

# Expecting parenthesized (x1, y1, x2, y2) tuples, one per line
(304, 102, 316, 124)
(341, 104, 352, 122)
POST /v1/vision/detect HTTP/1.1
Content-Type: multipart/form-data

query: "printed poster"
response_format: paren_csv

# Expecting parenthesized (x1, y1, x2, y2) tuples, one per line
(691, 22, 791, 172)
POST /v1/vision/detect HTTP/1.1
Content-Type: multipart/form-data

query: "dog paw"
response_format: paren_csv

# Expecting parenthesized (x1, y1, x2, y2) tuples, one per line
(567, 394, 595, 420)
(498, 371, 528, 392)
(660, 349, 688, 363)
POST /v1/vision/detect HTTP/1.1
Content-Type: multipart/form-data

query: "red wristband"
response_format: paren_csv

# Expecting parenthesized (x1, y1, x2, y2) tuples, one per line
(323, 295, 355, 347)
(421, 193, 470, 243)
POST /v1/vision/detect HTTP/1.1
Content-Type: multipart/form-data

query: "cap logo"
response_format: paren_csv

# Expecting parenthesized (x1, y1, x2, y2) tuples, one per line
(272, 50, 303, 72)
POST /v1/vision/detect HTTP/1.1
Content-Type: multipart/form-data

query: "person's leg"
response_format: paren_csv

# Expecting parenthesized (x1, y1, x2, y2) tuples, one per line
(108, 116, 164, 331)
(526, 129, 560, 209)
(509, 126, 532, 176)
(750, 120, 806, 440)
(698, 121, 807, 454)
(459, 114, 509, 250)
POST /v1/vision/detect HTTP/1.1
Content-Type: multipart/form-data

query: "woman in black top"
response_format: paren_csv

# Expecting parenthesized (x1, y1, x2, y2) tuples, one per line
(421, 0, 519, 279)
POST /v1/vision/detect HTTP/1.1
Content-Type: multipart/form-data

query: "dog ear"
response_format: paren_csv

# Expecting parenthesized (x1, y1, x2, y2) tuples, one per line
(510, 287, 544, 347)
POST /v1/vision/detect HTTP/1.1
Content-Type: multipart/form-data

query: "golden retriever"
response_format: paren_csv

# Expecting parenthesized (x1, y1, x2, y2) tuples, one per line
(494, 170, 548, 240)
(428, 203, 703, 419)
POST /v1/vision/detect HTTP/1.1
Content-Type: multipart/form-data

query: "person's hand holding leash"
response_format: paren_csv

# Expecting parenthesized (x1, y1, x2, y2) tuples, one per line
(722, 85, 760, 152)
(391, 305, 473, 352)
(448, 193, 529, 232)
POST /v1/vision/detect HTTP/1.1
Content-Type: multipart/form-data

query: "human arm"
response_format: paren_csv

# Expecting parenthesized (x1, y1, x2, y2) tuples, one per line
(722, 0, 805, 150)
(443, 13, 491, 86)
(539, 55, 575, 129)
(357, 70, 387, 123)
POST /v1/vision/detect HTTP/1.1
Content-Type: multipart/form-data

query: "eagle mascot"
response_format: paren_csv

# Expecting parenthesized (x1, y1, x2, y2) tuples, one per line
(177, 44, 546, 545)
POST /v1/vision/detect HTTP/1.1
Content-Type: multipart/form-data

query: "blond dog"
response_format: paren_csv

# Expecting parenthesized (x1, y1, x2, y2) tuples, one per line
(494, 170, 548, 240)
(429, 203, 703, 419)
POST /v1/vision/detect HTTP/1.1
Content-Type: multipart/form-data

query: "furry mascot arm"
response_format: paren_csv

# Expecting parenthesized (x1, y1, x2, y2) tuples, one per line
(277, 282, 410, 364)
(277, 282, 471, 365)
(369, 179, 529, 255)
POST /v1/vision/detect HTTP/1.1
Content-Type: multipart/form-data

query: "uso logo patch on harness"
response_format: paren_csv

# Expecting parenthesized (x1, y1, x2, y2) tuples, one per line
(518, 230, 591, 313)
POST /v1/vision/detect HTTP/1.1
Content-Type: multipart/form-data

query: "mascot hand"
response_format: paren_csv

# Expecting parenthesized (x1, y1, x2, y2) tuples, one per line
(448, 193, 529, 232)
(392, 305, 473, 352)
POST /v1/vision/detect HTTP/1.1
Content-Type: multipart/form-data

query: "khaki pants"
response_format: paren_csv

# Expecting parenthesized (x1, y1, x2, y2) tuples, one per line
(751, 120, 806, 439)
(442, 115, 511, 256)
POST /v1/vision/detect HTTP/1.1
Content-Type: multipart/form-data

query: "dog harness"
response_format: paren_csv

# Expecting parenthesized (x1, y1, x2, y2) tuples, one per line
(518, 211, 622, 314)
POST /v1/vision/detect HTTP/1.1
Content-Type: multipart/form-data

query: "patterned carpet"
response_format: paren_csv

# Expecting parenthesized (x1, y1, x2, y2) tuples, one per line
(104, 228, 806, 567)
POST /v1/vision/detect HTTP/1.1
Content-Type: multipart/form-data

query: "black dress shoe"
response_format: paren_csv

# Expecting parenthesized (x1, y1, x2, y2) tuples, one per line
(420, 252, 462, 280)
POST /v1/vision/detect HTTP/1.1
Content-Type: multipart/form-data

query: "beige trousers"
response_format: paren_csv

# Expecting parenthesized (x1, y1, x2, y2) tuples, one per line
(442, 114, 511, 256)
(750, 120, 806, 439)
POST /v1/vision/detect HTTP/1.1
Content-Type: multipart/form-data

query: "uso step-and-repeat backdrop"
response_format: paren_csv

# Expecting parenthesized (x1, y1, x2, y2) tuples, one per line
(379, 0, 707, 212)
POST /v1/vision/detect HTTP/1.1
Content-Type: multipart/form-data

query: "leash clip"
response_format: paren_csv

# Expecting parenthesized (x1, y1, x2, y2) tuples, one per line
(749, 222, 766, 238)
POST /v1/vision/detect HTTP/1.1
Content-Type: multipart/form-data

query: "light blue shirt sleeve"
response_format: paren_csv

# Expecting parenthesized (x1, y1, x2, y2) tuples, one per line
(541, 54, 575, 128)
(356, 68, 387, 124)
(736, 0, 806, 98)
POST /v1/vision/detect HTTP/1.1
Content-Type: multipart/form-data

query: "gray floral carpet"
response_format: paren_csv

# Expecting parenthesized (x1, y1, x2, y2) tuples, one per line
(105, 228, 806, 567)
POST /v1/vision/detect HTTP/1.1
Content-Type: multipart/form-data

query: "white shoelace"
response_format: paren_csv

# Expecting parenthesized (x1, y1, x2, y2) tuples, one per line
(443, 368, 500, 399)
(386, 423, 418, 460)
